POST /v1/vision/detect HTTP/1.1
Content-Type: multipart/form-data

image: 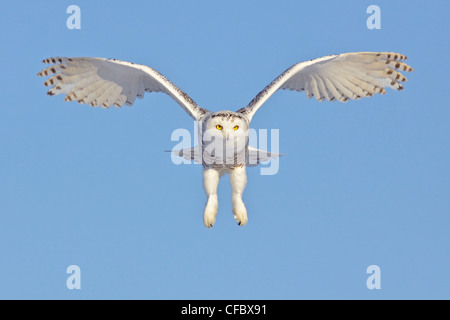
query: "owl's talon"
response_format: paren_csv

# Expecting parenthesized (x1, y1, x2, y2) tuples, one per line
(233, 200, 248, 226)
(203, 193, 218, 228)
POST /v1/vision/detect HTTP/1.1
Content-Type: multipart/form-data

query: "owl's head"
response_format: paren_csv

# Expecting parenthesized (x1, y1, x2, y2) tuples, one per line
(202, 111, 249, 144)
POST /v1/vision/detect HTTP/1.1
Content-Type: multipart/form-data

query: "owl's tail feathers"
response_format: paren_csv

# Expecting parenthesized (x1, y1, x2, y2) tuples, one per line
(167, 146, 283, 167)
(247, 146, 283, 167)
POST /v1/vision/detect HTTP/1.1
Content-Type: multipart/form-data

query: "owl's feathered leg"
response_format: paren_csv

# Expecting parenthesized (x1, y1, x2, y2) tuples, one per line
(230, 166, 248, 226)
(203, 168, 220, 228)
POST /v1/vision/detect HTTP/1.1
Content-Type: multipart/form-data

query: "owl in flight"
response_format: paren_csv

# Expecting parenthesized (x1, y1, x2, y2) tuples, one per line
(38, 52, 413, 227)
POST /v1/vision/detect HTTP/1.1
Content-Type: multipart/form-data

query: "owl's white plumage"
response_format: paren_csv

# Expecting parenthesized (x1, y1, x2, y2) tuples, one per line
(38, 57, 208, 119)
(38, 52, 413, 227)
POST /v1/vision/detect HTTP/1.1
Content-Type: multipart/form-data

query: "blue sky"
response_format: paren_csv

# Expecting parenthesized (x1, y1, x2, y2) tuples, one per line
(0, 0, 449, 299)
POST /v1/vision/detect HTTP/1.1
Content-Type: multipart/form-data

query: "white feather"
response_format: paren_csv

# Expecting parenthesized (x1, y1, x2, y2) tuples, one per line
(38, 57, 209, 119)
(238, 52, 413, 120)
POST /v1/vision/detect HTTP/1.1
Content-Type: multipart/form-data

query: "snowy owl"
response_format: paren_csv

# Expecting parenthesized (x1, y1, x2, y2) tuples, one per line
(38, 52, 413, 227)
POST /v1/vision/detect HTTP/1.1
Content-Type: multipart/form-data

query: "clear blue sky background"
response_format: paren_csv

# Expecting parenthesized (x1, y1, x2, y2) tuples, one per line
(0, 0, 449, 299)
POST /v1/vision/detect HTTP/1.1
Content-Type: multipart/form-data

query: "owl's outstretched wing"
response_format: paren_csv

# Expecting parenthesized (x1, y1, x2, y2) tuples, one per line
(237, 52, 413, 121)
(170, 146, 203, 164)
(246, 146, 282, 167)
(38, 57, 209, 120)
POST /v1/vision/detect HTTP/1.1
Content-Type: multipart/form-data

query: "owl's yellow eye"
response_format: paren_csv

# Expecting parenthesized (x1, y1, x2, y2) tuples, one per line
(216, 124, 223, 130)
(233, 126, 239, 131)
